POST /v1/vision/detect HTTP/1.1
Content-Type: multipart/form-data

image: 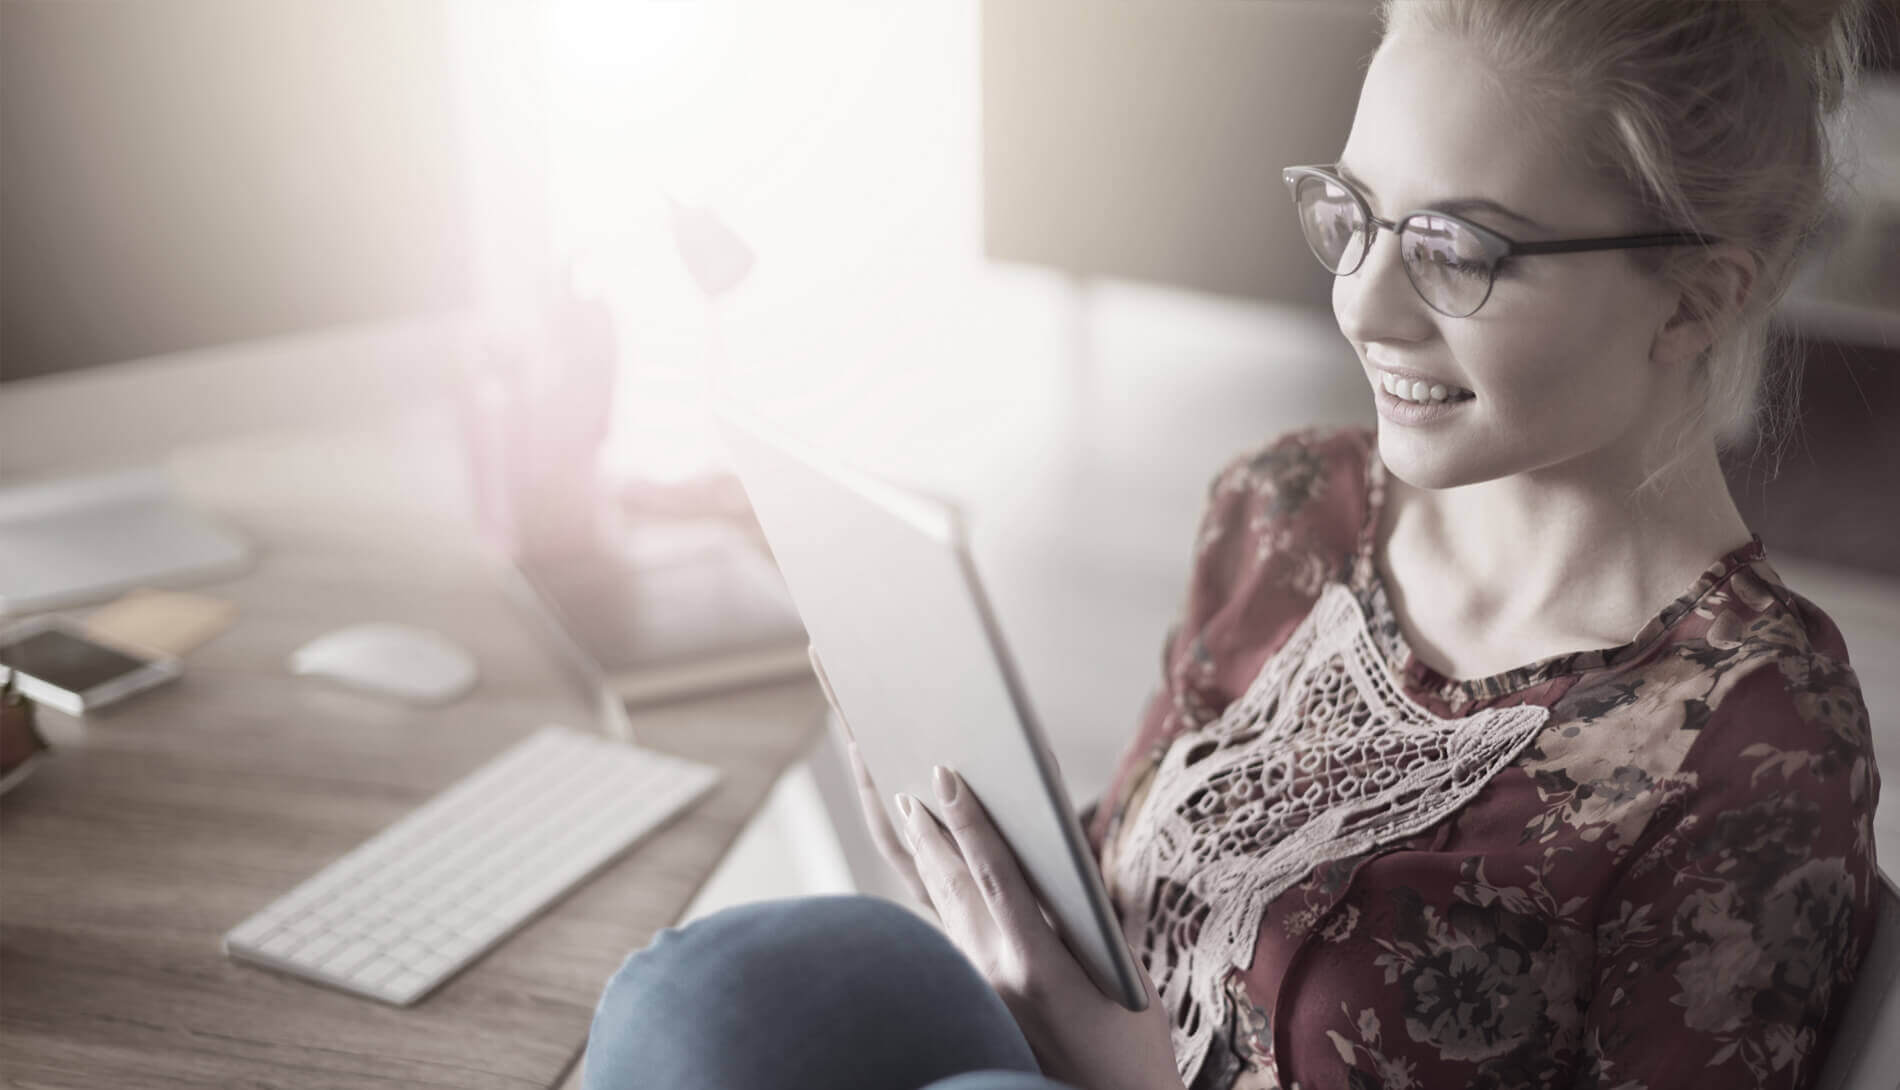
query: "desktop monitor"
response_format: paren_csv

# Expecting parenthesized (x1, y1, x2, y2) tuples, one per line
(0, 0, 474, 385)
(0, 0, 484, 602)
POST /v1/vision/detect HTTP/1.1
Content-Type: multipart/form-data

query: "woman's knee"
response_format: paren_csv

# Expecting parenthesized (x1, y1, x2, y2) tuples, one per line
(675, 892, 946, 959)
(594, 894, 974, 1021)
(585, 894, 1038, 1090)
(603, 894, 953, 989)
(922, 1075, 1083, 1090)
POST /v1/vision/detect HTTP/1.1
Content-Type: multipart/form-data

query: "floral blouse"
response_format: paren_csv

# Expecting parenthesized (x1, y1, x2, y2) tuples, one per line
(1082, 425, 1882, 1090)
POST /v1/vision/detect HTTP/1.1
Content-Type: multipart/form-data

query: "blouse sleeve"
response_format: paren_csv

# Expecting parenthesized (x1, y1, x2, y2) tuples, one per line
(1142, 437, 1322, 736)
(1578, 653, 1882, 1089)
(1082, 452, 1259, 861)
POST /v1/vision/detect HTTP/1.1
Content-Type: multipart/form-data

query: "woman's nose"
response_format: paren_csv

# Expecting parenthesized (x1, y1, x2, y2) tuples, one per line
(1332, 226, 1434, 344)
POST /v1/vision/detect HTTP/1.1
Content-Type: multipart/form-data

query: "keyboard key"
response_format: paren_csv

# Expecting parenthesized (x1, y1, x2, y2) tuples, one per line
(257, 930, 306, 959)
(318, 940, 382, 976)
(385, 971, 433, 1005)
(412, 954, 458, 980)
(297, 934, 343, 963)
(351, 957, 404, 989)
(415, 922, 455, 949)
(284, 914, 326, 937)
(226, 915, 278, 948)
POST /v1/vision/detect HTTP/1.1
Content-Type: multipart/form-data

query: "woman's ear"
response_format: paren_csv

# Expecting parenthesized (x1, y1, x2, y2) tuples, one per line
(1650, 243, 1757, 367)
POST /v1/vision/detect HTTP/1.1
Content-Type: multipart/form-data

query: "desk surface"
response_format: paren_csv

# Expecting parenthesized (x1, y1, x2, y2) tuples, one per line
(0, 413, 826, 1089)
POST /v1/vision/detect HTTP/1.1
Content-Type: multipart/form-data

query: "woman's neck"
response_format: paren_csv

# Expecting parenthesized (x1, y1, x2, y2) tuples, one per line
(1385, 439, 1753, 644)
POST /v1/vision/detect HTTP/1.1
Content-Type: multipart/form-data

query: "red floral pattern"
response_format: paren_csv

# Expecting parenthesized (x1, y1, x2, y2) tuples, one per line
(1085, 426, 1881, 1090)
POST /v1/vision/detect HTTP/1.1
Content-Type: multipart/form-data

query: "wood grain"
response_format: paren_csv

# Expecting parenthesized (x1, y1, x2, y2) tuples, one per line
(0, 414, 825, 1089)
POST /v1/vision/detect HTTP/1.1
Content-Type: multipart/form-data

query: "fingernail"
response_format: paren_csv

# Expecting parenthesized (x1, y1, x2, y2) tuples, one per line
(894, 793, 913, 820)
(933, 765, 958, 804)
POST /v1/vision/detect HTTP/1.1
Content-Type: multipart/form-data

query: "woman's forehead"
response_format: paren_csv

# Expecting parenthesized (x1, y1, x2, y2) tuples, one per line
(1341, 29, 1618, 234)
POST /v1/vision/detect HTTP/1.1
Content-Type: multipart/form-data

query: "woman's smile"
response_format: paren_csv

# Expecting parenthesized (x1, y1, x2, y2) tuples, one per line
(1374, 376, 1477, 425)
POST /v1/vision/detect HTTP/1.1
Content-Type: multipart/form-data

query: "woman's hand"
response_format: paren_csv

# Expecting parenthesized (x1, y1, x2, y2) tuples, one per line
(808, 645, 1183, 1090)
(809, 646, 933, 911)
(900, 768, 1185, 1090)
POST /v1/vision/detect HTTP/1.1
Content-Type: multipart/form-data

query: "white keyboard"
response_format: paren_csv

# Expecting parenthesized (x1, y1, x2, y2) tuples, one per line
(223, 725, 722, 1005)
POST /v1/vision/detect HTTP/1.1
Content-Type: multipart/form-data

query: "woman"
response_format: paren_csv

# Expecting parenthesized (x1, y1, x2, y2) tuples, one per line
(582, 2, 1882, 1088)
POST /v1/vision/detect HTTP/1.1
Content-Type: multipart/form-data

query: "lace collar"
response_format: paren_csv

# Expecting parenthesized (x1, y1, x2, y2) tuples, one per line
(1113, 577, 1553, 1088)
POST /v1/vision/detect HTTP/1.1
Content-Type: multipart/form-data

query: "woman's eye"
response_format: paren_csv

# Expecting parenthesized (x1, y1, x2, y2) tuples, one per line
(1405, 239, 1492, 282)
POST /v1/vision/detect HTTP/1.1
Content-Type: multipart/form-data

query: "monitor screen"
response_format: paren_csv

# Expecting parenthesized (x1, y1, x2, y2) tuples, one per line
(0, 0, 474, 384)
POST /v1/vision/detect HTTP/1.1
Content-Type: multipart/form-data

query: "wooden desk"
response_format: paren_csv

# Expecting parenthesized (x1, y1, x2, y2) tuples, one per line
(0, 411, 827, 1088)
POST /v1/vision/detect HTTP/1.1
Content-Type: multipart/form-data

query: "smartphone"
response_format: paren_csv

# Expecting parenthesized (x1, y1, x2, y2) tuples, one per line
(0, 615, 181, 716)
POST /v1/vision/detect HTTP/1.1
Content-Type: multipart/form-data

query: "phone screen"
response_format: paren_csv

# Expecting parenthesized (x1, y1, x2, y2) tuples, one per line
(0, 627, 151, 693)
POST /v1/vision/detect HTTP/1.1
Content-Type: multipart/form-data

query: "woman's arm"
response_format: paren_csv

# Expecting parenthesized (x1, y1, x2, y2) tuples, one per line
(1576, 655, 1881, 1089)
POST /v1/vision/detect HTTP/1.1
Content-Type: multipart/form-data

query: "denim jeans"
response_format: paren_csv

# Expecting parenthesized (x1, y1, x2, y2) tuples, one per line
(582, 894, 1084, 1090)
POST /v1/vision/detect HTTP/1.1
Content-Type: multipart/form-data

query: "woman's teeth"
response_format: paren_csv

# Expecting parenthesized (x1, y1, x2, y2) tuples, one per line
(1382, 373, 1473, 404)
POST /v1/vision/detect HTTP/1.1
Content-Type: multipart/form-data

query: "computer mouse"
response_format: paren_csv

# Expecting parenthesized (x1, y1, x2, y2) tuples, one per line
(288, 622, 479, 705)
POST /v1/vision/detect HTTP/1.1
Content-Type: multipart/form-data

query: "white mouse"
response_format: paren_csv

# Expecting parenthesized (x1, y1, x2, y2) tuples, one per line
(288, 623, 479, 705)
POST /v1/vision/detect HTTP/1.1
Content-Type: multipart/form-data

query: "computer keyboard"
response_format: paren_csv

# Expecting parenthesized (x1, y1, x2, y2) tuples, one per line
(223, 725, 722, 1005)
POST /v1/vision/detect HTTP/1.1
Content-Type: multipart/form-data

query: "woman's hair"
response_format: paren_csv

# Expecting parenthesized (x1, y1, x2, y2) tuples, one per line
(1376, 0, 1877, 502)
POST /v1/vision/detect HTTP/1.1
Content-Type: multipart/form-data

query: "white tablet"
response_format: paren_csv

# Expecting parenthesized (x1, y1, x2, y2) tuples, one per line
(717, 406, 1147, 1012)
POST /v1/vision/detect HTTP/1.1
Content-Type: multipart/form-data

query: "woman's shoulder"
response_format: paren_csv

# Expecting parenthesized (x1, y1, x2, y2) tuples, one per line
(1199, 423, 1377, 546)
(1558, 547, 1873, 769)
(1172, 424, 1379, 662)
(1689, 557, 1876, 780)
(1715, 554, 1856, 665)
(1560, 552, 1882, 859)
(1208, 423, 1375, 496)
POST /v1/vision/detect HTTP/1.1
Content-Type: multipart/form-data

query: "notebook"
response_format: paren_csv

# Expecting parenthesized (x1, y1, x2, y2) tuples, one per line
(509, 519, 809, 707)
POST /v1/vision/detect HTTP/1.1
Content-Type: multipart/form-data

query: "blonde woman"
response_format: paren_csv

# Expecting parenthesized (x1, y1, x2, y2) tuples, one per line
(582, 3, 1883, 1088)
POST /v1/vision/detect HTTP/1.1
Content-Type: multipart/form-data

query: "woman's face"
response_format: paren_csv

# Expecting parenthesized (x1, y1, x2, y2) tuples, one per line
(1333, 29, 1685, 493)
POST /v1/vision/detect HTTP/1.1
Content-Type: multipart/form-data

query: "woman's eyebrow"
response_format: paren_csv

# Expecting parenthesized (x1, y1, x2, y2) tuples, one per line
(1334, 161, 1550, 233)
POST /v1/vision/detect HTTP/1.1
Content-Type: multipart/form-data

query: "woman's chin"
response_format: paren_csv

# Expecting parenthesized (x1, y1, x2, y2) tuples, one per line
(1376, 431, 1491, 493)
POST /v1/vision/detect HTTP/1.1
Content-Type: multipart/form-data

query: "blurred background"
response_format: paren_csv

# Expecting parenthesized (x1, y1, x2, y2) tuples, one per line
(3, 0, 1897, 906)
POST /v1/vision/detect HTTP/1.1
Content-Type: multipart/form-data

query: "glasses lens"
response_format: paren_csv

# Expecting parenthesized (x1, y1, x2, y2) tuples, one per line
(1292, 174, 1367, 273)
(1400, 214, 1494, 317)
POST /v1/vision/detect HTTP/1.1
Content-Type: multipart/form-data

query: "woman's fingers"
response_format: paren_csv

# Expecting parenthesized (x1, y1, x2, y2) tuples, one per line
(852, 745, 934, 909)
(847, 746, 904, 856)
(898, 769, 1055, 988)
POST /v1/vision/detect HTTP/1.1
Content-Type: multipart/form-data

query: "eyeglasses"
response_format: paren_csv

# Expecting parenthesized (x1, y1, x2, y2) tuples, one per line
(1281, 165, 1717, 318)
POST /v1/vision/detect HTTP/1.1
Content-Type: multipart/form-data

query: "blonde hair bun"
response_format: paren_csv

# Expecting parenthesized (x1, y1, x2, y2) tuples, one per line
(1752, 0, 1865, 49)
(1746, 0, 1872, 111)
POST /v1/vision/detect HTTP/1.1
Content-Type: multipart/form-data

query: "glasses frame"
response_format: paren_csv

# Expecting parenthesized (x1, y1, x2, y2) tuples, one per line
(1281, 164, 1718, 317)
